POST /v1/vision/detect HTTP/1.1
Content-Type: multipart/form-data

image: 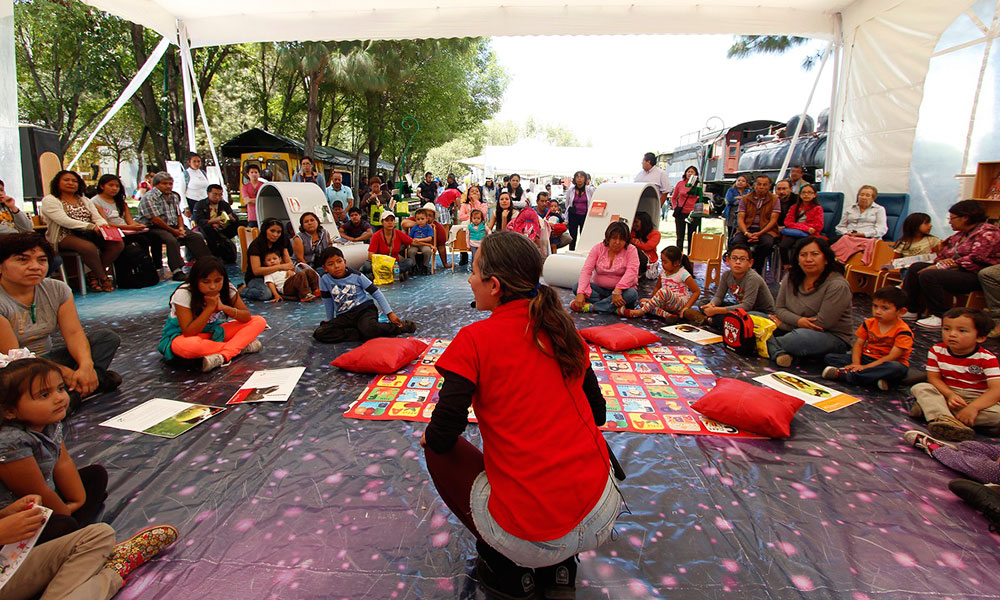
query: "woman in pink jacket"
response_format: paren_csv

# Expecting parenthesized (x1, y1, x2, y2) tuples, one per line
(778, 184, 824, 266)
(571, 222, 640, 314)
(457, 186, 488, 223)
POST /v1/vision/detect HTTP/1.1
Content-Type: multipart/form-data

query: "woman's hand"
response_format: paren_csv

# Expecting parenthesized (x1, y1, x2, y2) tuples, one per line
(72, 365, 99, 396)
(937, 258, 957, 269)
(807, 227, 816, 234)
(611, 289, 625, 307)
(796, 316, 823, 331)
(571, 293, 587, 310)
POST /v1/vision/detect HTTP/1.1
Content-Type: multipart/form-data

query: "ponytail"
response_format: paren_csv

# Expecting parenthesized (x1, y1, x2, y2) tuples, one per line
(478, 232, 588, 380)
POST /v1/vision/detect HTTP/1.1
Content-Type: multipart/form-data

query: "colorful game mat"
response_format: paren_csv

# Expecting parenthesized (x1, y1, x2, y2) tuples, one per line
(343, 338, 764, 438)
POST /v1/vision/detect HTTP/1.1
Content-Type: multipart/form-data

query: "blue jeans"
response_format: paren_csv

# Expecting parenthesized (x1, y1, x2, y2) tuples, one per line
(240, 278, 273, 301)
(767, 328, 850, 362)
(572, 283, 638, 314)
(824, 353, 909, 387)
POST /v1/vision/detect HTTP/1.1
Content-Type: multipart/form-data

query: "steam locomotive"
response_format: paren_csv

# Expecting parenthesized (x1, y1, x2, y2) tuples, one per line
(658, 109, 829, 204)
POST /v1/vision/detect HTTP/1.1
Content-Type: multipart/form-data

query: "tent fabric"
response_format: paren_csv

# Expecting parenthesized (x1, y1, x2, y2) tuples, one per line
(61, 0, 982, 202)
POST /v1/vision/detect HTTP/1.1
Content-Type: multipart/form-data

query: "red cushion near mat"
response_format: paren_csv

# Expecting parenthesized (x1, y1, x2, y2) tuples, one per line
(691, 377, 804, 438)
(331, 338, 429, 373)
(579, 323, 660, 351)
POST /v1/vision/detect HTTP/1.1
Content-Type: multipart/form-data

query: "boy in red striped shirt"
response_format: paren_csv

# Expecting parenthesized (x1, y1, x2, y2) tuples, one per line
(911, 307, 1000, 440)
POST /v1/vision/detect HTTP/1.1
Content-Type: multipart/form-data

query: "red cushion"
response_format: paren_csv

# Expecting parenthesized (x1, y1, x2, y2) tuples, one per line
(330, 338, 428, 373)
(691, 378, 805, 438)
(579, 323, 660, 351)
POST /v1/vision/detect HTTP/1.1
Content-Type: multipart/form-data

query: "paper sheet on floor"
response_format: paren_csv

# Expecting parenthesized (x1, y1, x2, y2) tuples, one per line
(662, 324, 723, 345)
(754, 372, 862, 412)
(101, 398, 226, 438)
(227, 367, 306, 404)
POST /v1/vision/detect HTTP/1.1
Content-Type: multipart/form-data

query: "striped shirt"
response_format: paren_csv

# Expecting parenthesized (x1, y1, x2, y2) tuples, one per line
(926, 343, 1000, 393)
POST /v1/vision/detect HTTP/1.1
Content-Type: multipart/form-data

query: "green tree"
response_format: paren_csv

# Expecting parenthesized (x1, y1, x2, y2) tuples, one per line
(727, 35, 823, 70)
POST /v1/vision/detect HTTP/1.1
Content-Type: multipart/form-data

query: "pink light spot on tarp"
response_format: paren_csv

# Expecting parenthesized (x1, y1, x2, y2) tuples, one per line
(431, 531, 450, 547)
(790, 575, 815, 591)
(941, 552, 965, 568)
(714, 517, 733, 530)
(365, 464, 381, 475)
(722, 559, 740, 572)
(178, 486, 196, 496)
(431, 513, 447, 528)
(893, 552, 918, 567)
(777, 541, 798, 556)
(234, 518, 255, 532)
(661, 576, 677, 587)
(325, 473, 343, 484)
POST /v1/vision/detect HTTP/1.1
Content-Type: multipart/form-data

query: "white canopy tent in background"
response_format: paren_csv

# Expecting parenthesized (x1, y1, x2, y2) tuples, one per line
(459, 139, 639, 179)
(0, 0, 985, 215)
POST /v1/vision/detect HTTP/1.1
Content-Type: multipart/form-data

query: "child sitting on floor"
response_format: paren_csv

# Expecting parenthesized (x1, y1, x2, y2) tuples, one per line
(313, 247, 417, 343)
(0, 358, 109, 544)
(622, 245, 703, 323)
(262, 250, 320, 302)
(158, 256, 268, 372)
(407, 209, 436, 275)
(910, 307, 1000, 441)
(0, 492, 178, 599)
(822, 286, 913, 391)
(700, 243, 775, 329)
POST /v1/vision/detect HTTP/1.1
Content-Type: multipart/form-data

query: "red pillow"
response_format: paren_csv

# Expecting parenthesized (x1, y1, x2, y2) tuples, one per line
(330, 338, 428, 373)
(579, 323, 660, 351)
(691, 378, 804, 438)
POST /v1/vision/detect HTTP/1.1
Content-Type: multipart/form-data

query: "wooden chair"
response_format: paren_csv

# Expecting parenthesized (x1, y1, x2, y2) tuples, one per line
(447, 228, 470, 271)
(956, 291, 987, 310)
(238, 226, 259, 272)
(688, 232, 725, 290)
(844, 240, 897, 295)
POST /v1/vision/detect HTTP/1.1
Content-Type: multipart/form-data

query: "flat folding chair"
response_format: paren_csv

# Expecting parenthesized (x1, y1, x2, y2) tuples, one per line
(688, 232, 725, 290)
(844, 240, 897, 295)
(238, 226, 259, 272)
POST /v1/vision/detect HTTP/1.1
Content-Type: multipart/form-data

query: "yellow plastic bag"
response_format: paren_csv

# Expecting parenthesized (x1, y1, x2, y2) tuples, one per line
(371, 254, 396, 286)
(749, 314, 777, 358)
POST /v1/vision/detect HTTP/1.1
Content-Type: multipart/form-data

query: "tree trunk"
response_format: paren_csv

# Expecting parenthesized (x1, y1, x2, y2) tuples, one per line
(128, 25, 169, 167)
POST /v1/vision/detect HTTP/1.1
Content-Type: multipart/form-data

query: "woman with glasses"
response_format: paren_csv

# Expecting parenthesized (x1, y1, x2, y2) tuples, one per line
(902, 200, 1000, 328)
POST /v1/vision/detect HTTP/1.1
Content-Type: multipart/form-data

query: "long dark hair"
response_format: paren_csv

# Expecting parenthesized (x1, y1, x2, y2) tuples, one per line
(897, 212, 931, 251)
(792, 184, 817, 219)
(49, 170, 85, 198)
(660, 245, 693, 273)
(573, 170, 587, 190)
(787, 237, 843, 295)
(183, 256, 233, 315)
(950, 199, 987, 226)
(477, 232, 587, 379)
(298, 211, 327, 237)
(603, 222, 632, 247)
(252, 217, 288, 254)
(0, 358, 64, 425)
(632, 212, 654, 242)
(96, 174, 128, 215)
(494, 191, 515, 231)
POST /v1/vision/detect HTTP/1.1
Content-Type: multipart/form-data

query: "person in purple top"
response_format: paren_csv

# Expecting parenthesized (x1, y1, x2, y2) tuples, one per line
(566, 170, 595, 251)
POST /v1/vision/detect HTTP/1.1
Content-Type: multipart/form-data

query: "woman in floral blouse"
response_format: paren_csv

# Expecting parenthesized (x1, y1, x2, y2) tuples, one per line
(902, 200, 1000, 328)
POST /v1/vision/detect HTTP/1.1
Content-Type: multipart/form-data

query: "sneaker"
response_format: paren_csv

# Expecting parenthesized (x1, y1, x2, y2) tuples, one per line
(927, 414, 976, 441)
(822, 366, 841, 381)
(916, 315, 943, 328)
(241, 340, 263, 355)
(949, 479, 1000, 532)
(536, 555, 577, 600)
(105, 524, 179, 579)
(990, 324, 1000, 339)
(903, 429, 954, 456)
(397, 319, 417, 334)
(908, 399, 923, 419)
(201, 353, 227, 372)
(95, 370, 123, 395)
(901, 311, 920, 321)
(171, 269, 187, 282)
(475, 542, 536, 600)
(775, 353, 794, 368)
(682, 308, 707, 325)
(877, 379, 892, 391)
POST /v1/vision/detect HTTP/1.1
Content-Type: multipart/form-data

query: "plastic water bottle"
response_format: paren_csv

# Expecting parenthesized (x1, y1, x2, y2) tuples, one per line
(393, 263, 400, 281)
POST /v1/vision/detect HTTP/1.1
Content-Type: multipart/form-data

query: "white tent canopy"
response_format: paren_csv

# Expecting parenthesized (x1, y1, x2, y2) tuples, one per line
(0, 0, 980, 204)
(460, 140, 638, 179)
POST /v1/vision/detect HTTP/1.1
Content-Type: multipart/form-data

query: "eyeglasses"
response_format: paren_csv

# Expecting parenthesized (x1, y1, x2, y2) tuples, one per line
(729, 256, 750, 263)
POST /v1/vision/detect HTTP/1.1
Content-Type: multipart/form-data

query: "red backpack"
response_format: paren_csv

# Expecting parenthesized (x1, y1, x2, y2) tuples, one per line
(722, 308, 757, 356)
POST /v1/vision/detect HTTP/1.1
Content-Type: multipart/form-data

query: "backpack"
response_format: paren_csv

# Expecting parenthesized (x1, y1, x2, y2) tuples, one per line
(114, 241, 159, 289)
(722, 308, 757, 356)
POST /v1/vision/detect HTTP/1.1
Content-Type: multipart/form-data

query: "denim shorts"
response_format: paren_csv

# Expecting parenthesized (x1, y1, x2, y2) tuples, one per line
(470, 470, 623, 568)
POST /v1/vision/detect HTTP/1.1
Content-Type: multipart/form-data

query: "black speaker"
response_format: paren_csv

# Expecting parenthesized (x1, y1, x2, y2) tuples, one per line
(19, 124, 62, 201)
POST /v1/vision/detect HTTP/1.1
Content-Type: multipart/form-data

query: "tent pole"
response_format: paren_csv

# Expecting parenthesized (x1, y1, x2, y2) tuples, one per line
(68, 37, 171, 170)
(177, 22, 197, 153)
(960, 8, 1000, 174)
(0, 0, 22, 204)
(825, 13, 842, 184)
(179, 35, 226, 194)
(776, 40, 832, 183)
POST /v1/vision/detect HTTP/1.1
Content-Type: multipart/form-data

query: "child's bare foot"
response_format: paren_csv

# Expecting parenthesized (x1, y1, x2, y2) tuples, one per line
(617, 306, 646, 318)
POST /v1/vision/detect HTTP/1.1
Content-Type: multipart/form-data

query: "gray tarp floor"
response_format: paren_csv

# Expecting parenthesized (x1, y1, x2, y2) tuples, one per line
(60, 265, 1000, 600)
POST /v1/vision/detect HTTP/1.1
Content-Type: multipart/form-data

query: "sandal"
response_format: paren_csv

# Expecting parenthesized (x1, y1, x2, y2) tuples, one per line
(86, 273, 103, 292)
(100, 278, 115, 293)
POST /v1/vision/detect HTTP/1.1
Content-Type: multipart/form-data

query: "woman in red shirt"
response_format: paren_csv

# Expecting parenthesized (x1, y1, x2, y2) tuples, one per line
(362, 213, 414, 278)
(422, 231, 624, 600)
(670, 165, 701, 253)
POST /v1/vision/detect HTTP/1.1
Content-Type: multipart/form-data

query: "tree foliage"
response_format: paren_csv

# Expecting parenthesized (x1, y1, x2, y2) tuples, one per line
(727, 35, 822, 70)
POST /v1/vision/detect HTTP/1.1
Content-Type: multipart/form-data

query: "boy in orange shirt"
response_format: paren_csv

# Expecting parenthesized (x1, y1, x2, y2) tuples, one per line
(822, 286, 913, 391)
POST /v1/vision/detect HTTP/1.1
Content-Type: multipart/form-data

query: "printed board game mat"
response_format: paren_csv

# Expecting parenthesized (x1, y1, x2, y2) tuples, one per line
(342, 339, 765, 438)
